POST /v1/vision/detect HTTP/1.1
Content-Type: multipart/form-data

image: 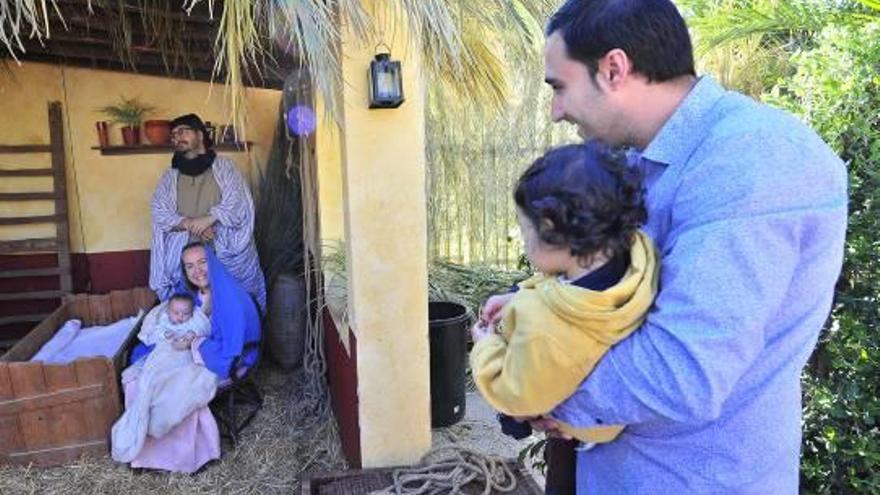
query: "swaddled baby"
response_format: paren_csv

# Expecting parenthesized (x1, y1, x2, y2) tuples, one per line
(151, 293, 210, 351)
(111, 293, 214, 463)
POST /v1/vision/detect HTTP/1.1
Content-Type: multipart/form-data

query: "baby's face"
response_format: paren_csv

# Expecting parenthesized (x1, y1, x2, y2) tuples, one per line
(167, 299, 194, 325)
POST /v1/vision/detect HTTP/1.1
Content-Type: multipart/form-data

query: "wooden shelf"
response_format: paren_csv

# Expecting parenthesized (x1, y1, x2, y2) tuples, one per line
(91, 142, 252, 155)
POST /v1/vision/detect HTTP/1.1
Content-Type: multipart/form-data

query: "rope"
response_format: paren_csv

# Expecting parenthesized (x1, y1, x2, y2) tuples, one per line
(291, 71, 332, 423)
(370, 446, 519, 495)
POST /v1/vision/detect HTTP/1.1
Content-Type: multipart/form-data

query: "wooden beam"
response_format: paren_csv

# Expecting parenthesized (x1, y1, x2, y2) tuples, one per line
(0, 238, 58, 254)
(0, 169, 54, 177)
(0, 215, 66, 226)
(48, 101, 73, 295)
(0, 145, 53, 154)
(0, 314, 49, 326)
(92, 141, 252, 155)
(6, 50, 285, 90)
(0, 267, 65, 279)
(0, 193, 58, 201)
(0, 290, 64, 302)
(54, 0, 220, 25)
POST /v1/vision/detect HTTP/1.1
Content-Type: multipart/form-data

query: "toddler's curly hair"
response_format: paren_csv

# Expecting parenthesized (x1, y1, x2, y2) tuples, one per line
(514, 142, 646, 262)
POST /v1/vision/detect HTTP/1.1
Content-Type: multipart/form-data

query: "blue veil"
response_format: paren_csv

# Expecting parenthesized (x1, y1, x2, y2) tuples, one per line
(132, 246, 261, 378)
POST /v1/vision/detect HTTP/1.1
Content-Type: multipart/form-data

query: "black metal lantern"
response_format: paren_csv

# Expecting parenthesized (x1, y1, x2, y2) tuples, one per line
(368, 51, 404, 109)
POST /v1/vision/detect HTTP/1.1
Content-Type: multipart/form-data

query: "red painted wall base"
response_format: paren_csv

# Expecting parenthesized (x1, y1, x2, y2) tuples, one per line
(0, 250, 150, 344)
(323, 309, 361, 468)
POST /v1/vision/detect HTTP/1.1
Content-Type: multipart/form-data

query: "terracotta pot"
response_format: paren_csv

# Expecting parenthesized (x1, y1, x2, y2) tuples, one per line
(144, 119, 171, 145)
(121, 126, 141, 146)
(95, 121, 110, 147)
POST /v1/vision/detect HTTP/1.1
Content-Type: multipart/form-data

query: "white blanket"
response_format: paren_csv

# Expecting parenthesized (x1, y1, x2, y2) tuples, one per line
(111, 304, 218, 463)
(31, 314, 142, 363)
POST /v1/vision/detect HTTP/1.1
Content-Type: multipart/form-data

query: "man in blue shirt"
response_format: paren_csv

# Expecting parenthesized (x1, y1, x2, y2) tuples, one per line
(482, 0, 848, 492)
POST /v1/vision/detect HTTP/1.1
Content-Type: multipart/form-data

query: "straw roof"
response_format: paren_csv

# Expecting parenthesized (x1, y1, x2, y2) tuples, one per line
(0, 0, 555, 133)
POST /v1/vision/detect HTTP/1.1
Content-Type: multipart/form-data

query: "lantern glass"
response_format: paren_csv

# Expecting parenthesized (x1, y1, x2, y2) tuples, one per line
(369, 53, 404, 109)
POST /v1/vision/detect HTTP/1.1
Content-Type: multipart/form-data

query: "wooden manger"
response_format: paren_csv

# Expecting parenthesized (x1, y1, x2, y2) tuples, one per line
(0, 287, 156, 467)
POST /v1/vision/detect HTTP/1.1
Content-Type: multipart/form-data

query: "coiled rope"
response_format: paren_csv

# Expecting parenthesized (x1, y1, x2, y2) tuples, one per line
(370, 446, 519, 495)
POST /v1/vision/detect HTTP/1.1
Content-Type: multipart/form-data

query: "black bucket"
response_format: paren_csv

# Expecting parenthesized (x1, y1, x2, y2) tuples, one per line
(428, 301, 469, 428)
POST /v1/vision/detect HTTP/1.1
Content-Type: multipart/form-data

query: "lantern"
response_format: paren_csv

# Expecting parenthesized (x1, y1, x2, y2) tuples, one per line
(368, 51, 404, 109)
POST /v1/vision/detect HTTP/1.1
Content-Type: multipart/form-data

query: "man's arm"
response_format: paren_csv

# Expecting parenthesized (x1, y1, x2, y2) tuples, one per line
(552, 134, 847, 427)
(208, 158, 255, 233)
(151, 169, 186, 233)
(149, 170, 188, 299)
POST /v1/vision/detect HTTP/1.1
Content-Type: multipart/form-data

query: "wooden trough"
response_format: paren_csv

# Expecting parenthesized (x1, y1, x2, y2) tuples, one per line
(0, 287, 156, 467)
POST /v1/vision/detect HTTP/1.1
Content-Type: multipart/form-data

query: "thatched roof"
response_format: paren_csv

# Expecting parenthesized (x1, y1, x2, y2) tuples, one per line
(1, 0, 554, 130)
(1, 0, 293, 89)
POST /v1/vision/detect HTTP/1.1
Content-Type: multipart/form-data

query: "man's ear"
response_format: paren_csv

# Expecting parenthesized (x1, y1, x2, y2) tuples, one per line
(597, 48, 633, 90)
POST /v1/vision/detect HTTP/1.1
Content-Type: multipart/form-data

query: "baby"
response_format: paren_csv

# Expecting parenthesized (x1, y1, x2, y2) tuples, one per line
(111, 293, 212, 463)
(151, 293, 210, 351)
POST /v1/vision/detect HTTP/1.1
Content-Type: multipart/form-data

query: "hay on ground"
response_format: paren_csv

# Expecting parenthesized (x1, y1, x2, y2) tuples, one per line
(0, 365, 345, 495)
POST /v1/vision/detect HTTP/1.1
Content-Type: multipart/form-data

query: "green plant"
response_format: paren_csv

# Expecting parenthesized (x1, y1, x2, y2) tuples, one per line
(97, 97, 155, 127)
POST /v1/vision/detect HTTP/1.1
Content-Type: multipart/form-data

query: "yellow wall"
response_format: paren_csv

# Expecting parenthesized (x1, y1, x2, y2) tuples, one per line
(315, 96, 345, 243)
(0, 62, 281, 253)
(337, 0, 431, 468)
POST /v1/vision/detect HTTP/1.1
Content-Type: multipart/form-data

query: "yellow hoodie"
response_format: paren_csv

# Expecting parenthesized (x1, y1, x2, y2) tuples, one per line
(470, 231, 659, 443)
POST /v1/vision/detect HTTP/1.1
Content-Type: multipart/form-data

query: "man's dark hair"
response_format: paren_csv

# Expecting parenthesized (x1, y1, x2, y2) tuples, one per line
(170, 113, 213, 148)
(515, 142, 646, 262)
(546, 0, 695, 83)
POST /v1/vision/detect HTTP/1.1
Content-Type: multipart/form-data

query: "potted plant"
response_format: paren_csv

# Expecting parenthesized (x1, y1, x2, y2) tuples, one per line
(97, 97, 155, 146)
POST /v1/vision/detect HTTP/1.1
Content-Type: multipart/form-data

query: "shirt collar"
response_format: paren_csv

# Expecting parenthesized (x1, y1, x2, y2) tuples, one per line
(641, 75, 727, 167)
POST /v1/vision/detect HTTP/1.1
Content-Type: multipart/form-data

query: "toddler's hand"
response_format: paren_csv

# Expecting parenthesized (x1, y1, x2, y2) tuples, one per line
(527, 416, 572, 440)
(163, 330, 174, 340)
(481, 293, 514, 325)
(470, 320, 495, 343)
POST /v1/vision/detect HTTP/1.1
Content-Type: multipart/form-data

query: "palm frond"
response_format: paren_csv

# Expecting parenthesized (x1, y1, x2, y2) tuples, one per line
(211, 0, 263, 142)
(0, 0, 58, 61)
(686, 0, 879, 54)
(2, 0, 552, 136)
(695, 34, 791, 97)
(269, 0, 342, 121)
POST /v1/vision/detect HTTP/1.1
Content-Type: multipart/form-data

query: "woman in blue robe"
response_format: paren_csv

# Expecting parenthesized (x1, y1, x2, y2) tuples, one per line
(119, 241, 261, 472)
(131, 241, 261, 377)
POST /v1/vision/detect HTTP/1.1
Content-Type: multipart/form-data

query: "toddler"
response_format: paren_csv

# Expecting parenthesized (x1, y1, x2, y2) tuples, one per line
(470, 142, 659, 494)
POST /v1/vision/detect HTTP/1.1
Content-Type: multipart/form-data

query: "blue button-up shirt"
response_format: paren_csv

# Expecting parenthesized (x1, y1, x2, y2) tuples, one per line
(552, 76, 848, 494)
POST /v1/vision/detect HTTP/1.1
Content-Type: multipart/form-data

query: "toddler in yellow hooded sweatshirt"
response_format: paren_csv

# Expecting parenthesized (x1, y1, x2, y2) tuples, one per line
(470, 142, 659, 445)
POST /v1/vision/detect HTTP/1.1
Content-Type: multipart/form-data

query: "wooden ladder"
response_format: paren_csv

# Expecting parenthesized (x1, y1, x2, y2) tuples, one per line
(0, 101, 72, 342)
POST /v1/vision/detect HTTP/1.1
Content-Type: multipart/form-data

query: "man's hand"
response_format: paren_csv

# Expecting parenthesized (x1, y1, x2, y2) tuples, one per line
(480, 293, 514, 324)
(200, 225, 215, 242)
(471, 320, 495, 343)
(174, 218, 192, 232)
(523, 416, 572, 440)
(188, 215, 216, 237)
